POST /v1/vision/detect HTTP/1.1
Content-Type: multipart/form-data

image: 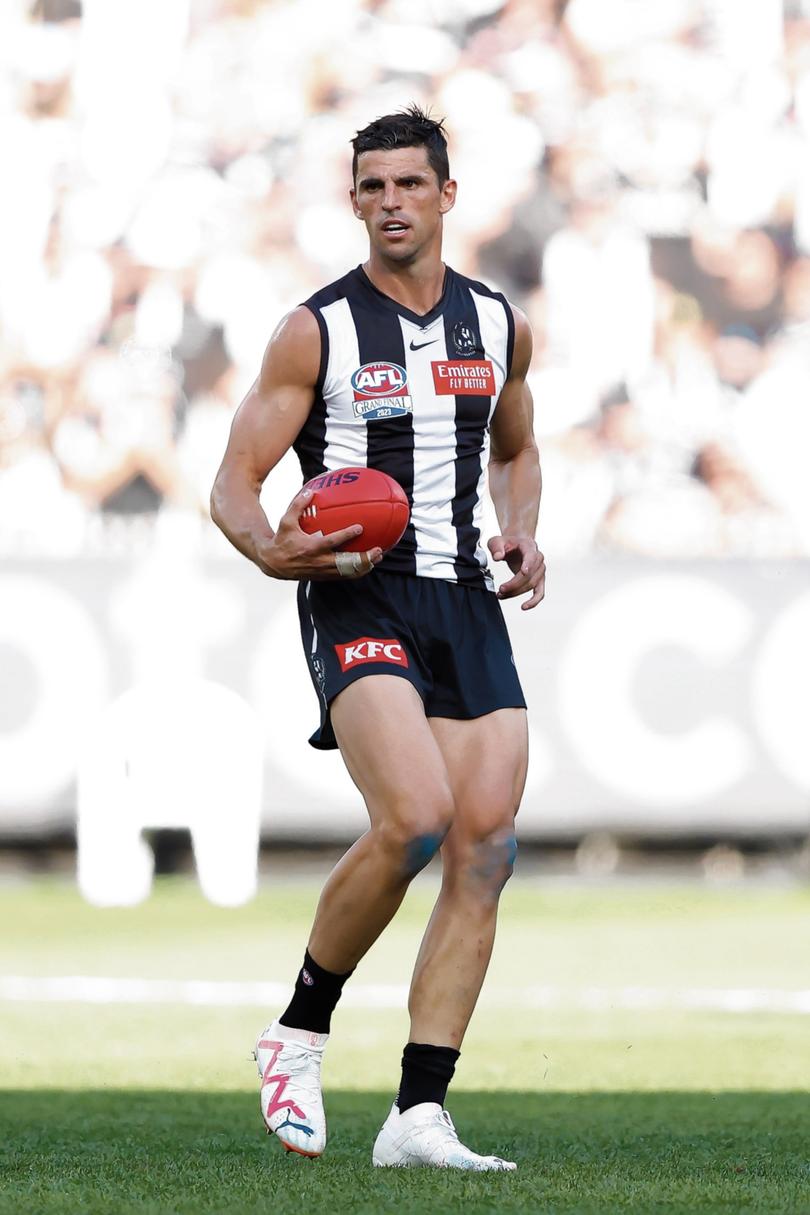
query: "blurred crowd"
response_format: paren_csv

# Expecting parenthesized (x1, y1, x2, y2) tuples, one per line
(1, 0, 809, 559)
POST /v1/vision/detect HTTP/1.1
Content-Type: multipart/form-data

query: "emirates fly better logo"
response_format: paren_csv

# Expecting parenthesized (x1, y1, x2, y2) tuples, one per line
(351, 362, 413, 421)
(431, 359, 495, 395)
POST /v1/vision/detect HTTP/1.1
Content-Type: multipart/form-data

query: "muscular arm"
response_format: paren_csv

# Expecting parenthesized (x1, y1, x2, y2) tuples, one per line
(487, 307, 545, 609)
(210, 307, 380, 579)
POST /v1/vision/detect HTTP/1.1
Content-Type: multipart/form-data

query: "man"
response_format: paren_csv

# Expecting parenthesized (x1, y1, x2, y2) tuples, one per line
(211, 105, 544, 1171)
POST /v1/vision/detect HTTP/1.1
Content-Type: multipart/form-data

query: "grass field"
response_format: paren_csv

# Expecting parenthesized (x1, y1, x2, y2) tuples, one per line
(1, 875, 809, 1213)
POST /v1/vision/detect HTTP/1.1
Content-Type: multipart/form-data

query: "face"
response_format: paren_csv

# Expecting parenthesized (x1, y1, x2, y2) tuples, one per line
(350, 145, 456, 264)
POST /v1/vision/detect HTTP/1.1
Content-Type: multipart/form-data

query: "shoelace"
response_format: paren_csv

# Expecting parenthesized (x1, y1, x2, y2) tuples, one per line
(432, 1110, 507, 1165)
(268, 1044, 322, 1103)
(421, 1108, 464, 1151)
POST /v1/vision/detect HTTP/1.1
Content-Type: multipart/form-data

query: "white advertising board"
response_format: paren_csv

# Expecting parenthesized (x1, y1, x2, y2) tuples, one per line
(1, 557, 808, 845)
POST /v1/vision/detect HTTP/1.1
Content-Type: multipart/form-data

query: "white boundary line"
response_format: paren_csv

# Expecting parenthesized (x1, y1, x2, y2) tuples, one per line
(1, 976, 809, 1014)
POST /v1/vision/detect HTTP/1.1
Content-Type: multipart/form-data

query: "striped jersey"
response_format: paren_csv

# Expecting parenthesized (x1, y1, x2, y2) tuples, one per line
(293, 265, 514, 590)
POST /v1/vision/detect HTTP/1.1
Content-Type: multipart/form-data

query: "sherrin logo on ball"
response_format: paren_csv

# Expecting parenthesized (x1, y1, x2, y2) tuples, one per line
(299, 466, 410, 555)
(307, 470, 360, 491)
(351, 362, 412, 420)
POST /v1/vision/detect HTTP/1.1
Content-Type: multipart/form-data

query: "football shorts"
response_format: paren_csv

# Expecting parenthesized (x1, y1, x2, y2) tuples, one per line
(297, 570, 526, 749)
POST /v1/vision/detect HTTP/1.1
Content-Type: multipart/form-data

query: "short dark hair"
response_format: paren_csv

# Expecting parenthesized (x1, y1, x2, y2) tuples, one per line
(351, 104, 450, 185)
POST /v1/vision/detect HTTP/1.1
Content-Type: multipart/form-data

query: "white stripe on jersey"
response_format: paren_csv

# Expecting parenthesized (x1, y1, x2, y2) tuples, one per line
(471, 289, 511, 581)
(398, 314, 460, 581)
(471, 454, 493, 582)
(471, 288, 511, 393)
(321, 298, 367, 471)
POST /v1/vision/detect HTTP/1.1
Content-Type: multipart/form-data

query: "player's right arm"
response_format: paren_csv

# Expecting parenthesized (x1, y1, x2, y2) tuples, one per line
(210, 306, 381, 579)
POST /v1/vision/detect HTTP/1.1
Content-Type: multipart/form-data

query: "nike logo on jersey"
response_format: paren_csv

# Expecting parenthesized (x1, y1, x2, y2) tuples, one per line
(409, 339, 438, 351)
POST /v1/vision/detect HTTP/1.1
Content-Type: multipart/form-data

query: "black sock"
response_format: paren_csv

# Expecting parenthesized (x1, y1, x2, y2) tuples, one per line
(396, 1042, 460, 1113)
(279, 949, 353, 1035)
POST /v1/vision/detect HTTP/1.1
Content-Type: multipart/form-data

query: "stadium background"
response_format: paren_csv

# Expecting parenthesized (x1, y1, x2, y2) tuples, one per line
(4, 0, 810, 559)
(1, 4, 809, 1212)
(2, 0, 809, 881)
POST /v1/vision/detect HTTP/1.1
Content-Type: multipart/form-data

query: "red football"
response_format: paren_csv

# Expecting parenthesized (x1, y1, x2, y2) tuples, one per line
(299, 467, 410, 553)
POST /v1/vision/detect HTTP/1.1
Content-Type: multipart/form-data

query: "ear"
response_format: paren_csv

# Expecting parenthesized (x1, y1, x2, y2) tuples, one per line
(349, 186, 363, 220)
(438, 178, 457, 215)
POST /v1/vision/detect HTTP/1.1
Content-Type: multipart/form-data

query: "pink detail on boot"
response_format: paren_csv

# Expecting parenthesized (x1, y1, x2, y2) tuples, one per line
(259, 1042, 307, 1122)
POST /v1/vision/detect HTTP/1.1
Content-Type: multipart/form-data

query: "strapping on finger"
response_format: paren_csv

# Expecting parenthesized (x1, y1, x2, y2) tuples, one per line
(335, 550, 368, 578)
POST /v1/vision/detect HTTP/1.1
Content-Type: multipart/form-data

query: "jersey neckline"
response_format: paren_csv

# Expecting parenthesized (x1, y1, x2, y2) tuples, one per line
(355, 264, 453, 329)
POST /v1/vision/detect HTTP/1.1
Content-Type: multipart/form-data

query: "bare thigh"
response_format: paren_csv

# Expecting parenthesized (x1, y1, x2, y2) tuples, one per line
(331, 675, 455, 837)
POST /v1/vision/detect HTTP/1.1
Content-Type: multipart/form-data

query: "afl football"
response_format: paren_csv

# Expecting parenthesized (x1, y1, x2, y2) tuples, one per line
(299, 467, 410, 553)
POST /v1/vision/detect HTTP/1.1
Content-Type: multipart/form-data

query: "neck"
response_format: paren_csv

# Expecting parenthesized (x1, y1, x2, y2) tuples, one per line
(363, 249, 447, 317)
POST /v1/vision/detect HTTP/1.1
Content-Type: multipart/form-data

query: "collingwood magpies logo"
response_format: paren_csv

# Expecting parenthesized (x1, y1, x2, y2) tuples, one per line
(312, 656, 326, 696)
(452, 321, 481, 356)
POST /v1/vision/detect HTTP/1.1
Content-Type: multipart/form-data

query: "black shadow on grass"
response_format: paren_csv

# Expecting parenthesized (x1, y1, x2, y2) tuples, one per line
(0, 1091, 808, 1215)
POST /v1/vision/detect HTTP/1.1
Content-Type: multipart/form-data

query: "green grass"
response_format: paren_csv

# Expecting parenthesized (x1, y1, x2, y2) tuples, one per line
(1, 877, 809, 1212)
(2, 1090, 807, 1214)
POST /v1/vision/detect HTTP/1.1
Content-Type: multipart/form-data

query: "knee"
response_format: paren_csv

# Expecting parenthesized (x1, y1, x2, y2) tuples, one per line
(375, 793, 454, 880)
(401, 827, 450, 878)
(449, 829, 518, 898)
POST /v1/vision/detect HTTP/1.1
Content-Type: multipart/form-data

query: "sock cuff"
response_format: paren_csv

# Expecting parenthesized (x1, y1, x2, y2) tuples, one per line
(304, 948, 354, 984)
(278, 949, 353, 1036)
(396, 1041, 460, 1113)
(403, 1042, 461, 1064)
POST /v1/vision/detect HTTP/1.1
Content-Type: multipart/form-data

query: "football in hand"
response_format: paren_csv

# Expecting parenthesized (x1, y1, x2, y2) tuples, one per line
(299, 467, 410, 553)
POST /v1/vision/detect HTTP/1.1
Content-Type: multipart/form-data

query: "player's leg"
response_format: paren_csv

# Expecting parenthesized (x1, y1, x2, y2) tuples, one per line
(307, 673, 455, 971)
(258, 673, 455, 1156)
(373, 707, 526, 1171)
(408, 707, 527, 1046)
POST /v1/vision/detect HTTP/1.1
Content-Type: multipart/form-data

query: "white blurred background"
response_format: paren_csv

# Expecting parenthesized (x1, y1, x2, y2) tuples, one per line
(1, 0, 809, 893)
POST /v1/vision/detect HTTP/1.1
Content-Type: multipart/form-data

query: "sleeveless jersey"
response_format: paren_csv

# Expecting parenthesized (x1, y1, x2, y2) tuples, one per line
(293, 265, 514, 590)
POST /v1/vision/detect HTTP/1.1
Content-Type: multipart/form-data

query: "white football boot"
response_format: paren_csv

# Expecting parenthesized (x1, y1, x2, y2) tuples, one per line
(372, 1102, 517, 1171)
(254, 1020, 328, 1157)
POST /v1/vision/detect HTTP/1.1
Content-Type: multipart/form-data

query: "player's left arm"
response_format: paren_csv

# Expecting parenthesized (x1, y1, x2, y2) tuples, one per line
(487, 305, 545, 610)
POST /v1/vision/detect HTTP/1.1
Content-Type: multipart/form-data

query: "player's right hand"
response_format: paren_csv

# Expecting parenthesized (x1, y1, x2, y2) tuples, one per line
(256, 488, 383, 580)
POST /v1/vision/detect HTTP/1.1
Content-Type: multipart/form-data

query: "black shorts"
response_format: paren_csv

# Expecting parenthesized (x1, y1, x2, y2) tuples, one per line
(297, 571, 526, 750)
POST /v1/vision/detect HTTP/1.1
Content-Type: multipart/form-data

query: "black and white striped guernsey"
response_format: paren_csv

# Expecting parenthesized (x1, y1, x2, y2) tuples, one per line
(293, 265, 515, 591)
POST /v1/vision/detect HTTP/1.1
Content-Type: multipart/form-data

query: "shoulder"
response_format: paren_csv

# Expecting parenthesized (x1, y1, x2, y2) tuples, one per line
(449, 268, 531, 371)
(267, 304, 321, 355)
(508, 302, 532, 377)
(260, 305, 322, 390)
(263, 268, 364, 392)
(449, 267, 508, 304)
(302, 267, 362, 315)
(449, 268, 520, 326)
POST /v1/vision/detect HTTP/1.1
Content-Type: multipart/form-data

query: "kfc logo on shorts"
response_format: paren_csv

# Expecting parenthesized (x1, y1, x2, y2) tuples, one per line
(335, 636, 409, 672)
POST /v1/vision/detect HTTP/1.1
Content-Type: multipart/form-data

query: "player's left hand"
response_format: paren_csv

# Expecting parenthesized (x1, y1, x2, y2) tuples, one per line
(488, 536, 546, 610)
